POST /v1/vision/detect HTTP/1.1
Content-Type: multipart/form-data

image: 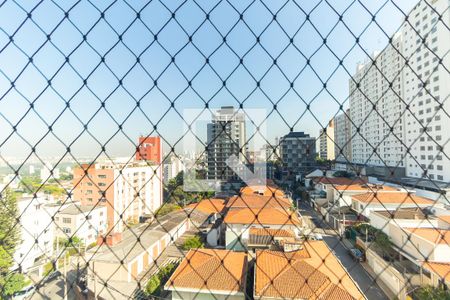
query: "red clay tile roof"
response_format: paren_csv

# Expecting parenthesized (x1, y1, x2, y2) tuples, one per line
(224, 207, 301, 226)
(438, 215, 450, 225)
(404, 227, 450, 245)
(226, 194, 291, 210)
(352, 192, 434, 205)
(422, 262, 450, 283)
(255, 241, 364, 300)
(186, 198, 225, 215)
(249, 228, 295, 238)
(240, 185, 285, 197)
(165, 249, 247, 293)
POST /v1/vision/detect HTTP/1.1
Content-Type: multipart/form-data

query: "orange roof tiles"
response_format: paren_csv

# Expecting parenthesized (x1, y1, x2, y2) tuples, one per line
(352, 192, 434, 205)
(254, 241, 364, 299)
(422, 262, 450, 283)
(165, 249, 247, 293)
(186, 198, 225, 215)
(240, 185, 285, 197)
(224, 207, 301, 226)
(226, 194, 291, 210)
(438, 215, 450, 225)
(249, 228, 295, 238)
(404, 227, 450, 245)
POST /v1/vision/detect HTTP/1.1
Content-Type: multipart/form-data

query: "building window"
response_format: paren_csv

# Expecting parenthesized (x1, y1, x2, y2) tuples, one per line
(63, 218, 71, 224)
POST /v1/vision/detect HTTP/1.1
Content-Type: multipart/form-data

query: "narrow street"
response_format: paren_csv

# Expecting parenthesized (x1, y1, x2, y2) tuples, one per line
(297, 200, 389, 300)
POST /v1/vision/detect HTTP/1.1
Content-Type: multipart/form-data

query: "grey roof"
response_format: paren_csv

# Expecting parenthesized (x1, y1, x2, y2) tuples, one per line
(282, 131, 313, 139)
(59, 204, 101, 215)
(89, 210, 190, 263)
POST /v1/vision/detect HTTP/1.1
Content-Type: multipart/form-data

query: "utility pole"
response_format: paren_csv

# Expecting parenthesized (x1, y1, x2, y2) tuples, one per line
(63, 253, 67, 300)
(93, 262, 97, 300)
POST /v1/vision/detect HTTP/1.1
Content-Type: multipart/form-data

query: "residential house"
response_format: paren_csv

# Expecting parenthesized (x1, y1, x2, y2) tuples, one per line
(54, 204, 107, 246)
(223, 207, 302, 251)
(351, 192, 437, 219)
(165, 249, 247, 300)
(254, 240, 365, 299)
(13, 194, 58, 273)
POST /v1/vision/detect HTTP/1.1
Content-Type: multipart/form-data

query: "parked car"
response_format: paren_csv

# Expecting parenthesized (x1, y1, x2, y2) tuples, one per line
(44, 271, 61, 283)
(12, 285, 35, 300)
(313, 233, 323, 240)
(348, 248, 364, 262)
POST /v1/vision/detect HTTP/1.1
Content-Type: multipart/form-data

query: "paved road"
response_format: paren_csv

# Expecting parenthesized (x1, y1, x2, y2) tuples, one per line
(30, 271, 78, 300)
(323, 235, 388, 300)
(297, 200, 388, 300)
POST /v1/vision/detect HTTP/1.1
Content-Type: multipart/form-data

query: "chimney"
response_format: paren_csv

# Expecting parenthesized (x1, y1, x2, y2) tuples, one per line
(97, 232, 123, 246)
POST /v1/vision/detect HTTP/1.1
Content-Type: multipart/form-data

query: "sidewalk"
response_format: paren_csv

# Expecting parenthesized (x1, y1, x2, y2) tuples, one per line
(360, 261, 396, 300)
(342, 238, 396, 300)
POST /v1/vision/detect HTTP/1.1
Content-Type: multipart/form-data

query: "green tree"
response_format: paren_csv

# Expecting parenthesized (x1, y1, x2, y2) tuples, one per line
(144, 262, 178, 296)
(144, 275, 161, 295)
(0, 189, 27, 297)
(414, 286, 450, 300)
(181, 235, 204, 250)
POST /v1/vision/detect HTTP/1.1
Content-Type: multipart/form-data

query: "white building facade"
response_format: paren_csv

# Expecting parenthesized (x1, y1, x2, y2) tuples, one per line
(349, 0, 450, 182)
(402, 0, 450, 182)
(13, 195, 56, 272)
(54, 204, 107, 245)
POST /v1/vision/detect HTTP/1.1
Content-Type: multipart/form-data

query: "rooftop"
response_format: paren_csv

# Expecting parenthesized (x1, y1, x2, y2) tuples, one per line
(334, 183, 399, 192)
(239, 185, 285, 197)
(254, 241, 364, 299)
(165, 249, 247, 294)
(316, 177, 367, 186)
(248, 228, 296, 247)
(226, 194, 291, 210)
(282, 131, 312, 139)
(88, 210, 189, 263)
(372, 207, 431, 220)
(422, 262, 450, 283)
(186, 198, 226, 215)
(58, 204, 103, 215)
(224, 207, 301, 226)
(352, 192, 435, 205)
(404, 227, 450, 245)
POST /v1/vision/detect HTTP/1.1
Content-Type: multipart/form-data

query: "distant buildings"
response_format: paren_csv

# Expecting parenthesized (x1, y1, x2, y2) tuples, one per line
(40, 163, 59, 182)
(334, 109, 352, 167)
(348, 0, 450, 181)
(135, 136, 162, 163)
(206, 106, 246, 181)
(279, 131, 316, 178)
(163, 155, 185, 184)
(318, 119, 335, 161)
(73, 161, 162, 234)
(54, 204, 107, 246)
(13, 195, 56, 272)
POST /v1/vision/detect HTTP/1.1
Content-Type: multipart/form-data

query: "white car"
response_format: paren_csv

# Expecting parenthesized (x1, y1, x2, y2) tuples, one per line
(12, 285, 35, 300)
(314, 233, 324, 240)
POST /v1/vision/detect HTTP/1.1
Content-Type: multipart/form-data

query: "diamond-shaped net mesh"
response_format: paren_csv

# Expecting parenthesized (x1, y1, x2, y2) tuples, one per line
(0, 0, 449, 299)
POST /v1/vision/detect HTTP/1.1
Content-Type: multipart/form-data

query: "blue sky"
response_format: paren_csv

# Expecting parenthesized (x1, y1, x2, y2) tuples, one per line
(0, 0, 418, 162)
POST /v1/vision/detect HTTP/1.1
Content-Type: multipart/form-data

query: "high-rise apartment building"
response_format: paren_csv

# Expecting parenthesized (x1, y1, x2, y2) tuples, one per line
(349, 0, 449, 182)
(73, 161, 163, 233)
(279, 132, 316, 177)
(402, 0, 450, 182)
(334, 109, 353, 165)
(136, 136, 162, 163)
(349, 33, 405, 172)
(206, 106, 246, 181)
(318, 119, 335, 161)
